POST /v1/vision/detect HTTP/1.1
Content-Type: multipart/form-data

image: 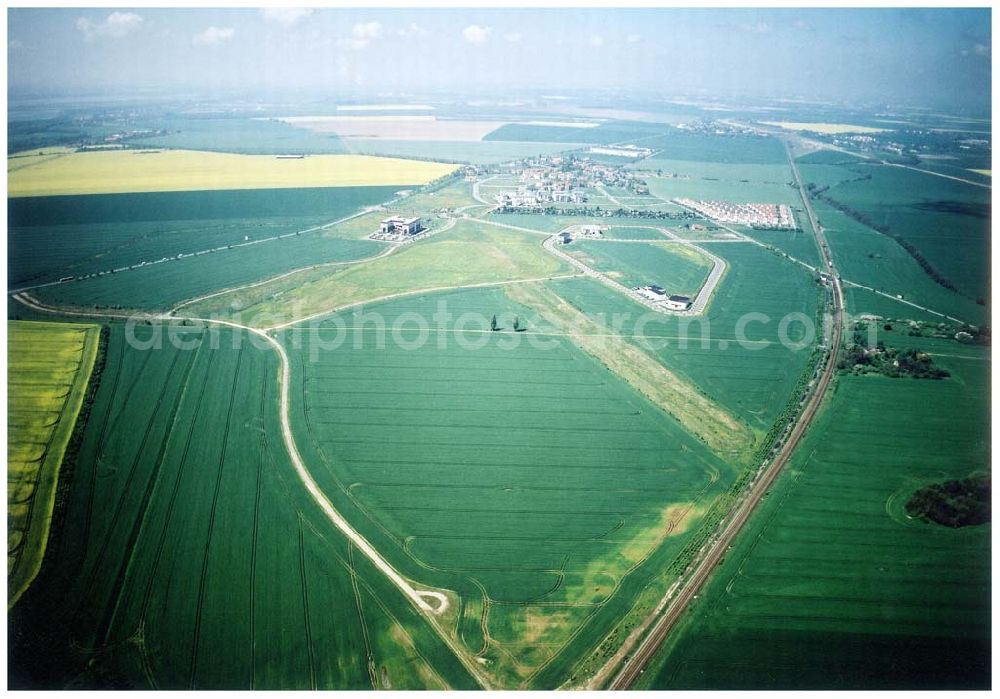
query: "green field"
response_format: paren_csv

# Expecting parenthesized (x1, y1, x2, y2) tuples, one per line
(645, 173, 801, 207)
(547, 242, 821, 434)
(734, 226, 821, 267)
(188, 219, 571, 324)
(635, 131, 789, 164)
(638, 340, 990, 689)
(8, 109, 989, 692)
(598, 225, 670, 240)
(631, 158, 793, 184)
(278, 287, 736, 687)
(814, 199, 985, 324)
(8, 320, 101, 607)
(33, 235, 384, 311)
(799, 159, 990, 302)
(9, 323, 478, 689)
(567, 240, 712, 296)
(9, 185, 401, 287)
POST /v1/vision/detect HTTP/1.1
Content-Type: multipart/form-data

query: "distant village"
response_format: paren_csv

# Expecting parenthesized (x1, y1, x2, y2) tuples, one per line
(465, 154, 651, 210)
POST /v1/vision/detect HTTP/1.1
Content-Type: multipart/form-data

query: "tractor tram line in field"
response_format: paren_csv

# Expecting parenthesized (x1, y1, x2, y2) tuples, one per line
(75, 346, 192, 641)
(95, 346, 200, 647)
(132, 344, 217, 687)
(102, 341, 212, 647)
(188, 347, 246, 689)
(6, 139, 977, 690)
(600, 137, 845, 690)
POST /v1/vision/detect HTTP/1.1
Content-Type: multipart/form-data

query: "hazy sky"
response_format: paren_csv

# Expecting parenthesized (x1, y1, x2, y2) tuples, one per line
(7, 7, 992, 111)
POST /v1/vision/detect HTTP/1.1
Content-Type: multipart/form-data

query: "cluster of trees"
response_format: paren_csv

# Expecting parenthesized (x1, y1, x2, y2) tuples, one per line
(490, 314, 524, 332)
(838, 328, 949, 379)
(805, 183, 959, 293)
(495, 205, 693, 220)
(905, 473, 990, 528)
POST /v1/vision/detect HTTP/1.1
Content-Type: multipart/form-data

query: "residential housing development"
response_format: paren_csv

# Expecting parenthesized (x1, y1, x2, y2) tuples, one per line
(674, 198, 798, 229)
(490, 155, 650, 209)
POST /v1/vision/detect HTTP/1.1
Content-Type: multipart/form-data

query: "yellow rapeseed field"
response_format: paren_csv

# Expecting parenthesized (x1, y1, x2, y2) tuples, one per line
(761, 121, 890, 135)
(7, 149, 458, 197)
(8, 321, 100, 607)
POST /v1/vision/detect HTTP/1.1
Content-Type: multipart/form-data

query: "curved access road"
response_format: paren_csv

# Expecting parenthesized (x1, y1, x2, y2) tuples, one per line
(186, 317, 449, 613)
(12, 291, 493, 689)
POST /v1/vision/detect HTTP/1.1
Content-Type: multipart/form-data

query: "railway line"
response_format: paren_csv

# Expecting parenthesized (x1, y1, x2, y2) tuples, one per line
(604, 138, 844, 690)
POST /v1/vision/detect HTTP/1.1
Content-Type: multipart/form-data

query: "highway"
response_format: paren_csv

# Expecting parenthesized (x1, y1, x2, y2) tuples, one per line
(604, 138, 844, 690)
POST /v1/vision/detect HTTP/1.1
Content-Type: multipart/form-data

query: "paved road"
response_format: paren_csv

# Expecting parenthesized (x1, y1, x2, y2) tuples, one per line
(471, 174, 499, 207)
(613, 224, 728, 316)
(475, 216, 728, 318)
(604, 137, 844, 691)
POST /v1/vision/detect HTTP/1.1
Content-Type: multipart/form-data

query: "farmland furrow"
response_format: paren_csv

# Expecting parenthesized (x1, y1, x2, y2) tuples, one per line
(188, 346, 244, 689)
(596, 135, 845, 690)
(13, 300, 490, 687)
(249, 360, 267, 690)
(79, 336, 138, 563)
(297, 516, 318, 690)
(348, 543, 379, 690)
(96, 345, 198, 645)
(75, 348, 186, 627)
(134, 346, 216, 645)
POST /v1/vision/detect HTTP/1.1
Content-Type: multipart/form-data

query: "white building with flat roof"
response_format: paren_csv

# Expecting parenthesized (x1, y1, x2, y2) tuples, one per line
(664, 295, 691, 311)
(380, 216, 423, 236)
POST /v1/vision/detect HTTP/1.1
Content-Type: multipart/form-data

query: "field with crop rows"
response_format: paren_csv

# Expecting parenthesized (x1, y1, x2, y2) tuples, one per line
(33, 235, 383, 312)
(813, 200, 985, 324)
(190, 219, 570, 324)
(731, 226, 820, 267)
(638, 342, 990, 690)
(8, 150, 457, 197)
(8, 320, 100, 606)
(546, 241, 820, 435)
(568, 240, 712, 296)
(9, 185, 401, 288)
(278, 286, 734, 687)
(798, 158, 990, 302)
(8, 323, 477, 690)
